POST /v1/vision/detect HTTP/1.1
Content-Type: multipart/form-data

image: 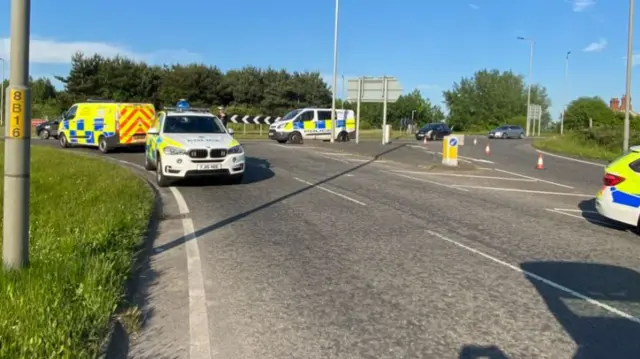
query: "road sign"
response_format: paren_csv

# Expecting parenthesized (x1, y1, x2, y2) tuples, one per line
(346, 77, 402, 103)
(442, 135, 458, 166)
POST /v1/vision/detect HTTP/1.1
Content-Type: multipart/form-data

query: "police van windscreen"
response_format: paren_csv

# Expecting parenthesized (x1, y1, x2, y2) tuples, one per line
(280, 109, 301, 121)
(163, 115, 226, 134)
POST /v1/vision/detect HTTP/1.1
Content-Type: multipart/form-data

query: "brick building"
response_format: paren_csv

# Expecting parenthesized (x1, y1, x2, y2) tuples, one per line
(609, 95, 639, 116)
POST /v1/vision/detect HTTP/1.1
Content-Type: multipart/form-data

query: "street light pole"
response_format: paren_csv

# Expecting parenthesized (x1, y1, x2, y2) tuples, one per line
(561, 51, 571, 136)
(3, 0, 32, 270)
(0, 57, 5, 127)
(330, 0, 340, 143)
(518, 36, 535, 137)
(341, 74, 345, 110)
(623, 0, 635, 153)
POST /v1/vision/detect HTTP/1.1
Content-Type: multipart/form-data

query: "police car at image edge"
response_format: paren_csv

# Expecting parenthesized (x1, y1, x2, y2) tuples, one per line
(144, 100, 245, 187)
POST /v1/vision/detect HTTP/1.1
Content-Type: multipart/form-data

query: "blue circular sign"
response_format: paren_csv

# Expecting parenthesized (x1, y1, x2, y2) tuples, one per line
(449, 137, 458, 146)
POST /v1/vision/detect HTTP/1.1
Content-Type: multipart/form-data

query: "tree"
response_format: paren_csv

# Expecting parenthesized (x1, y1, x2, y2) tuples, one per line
(443, 69, 551, 131)
(563, 97, 618, 130)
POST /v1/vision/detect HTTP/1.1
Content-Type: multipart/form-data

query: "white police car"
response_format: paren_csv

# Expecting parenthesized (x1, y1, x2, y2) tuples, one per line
(144, 100, 245, 187)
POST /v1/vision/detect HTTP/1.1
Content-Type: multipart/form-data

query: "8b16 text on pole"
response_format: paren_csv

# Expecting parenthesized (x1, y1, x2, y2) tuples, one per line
(9, 89, 25, 138)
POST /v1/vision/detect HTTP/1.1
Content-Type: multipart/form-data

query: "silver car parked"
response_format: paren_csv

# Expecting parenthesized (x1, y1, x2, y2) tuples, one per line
(488, 125, 525, 139)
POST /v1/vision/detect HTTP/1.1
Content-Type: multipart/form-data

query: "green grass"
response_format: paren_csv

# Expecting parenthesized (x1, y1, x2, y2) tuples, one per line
(532, 133, 620, 161)
(0, 145, 153, 358)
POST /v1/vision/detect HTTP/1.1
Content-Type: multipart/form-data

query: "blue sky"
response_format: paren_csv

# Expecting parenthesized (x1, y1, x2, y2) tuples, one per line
(0, 0, 637, 119)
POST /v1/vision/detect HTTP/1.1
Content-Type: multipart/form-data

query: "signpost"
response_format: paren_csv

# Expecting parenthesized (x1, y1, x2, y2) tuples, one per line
(527, 104, 542, 137)
(347, 76, 402, 144)
(442, 136, 459, 167)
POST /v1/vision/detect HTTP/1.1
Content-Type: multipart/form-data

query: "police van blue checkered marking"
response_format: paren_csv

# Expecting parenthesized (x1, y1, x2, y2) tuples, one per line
(93, 118, 104, 131)
(76, 119, 85, 131)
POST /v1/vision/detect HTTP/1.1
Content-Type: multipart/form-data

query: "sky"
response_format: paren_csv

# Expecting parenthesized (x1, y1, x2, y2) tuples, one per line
(0, 0, 637, 119)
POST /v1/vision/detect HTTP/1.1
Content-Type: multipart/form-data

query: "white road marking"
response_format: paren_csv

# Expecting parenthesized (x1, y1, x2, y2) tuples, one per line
(553, 208, 599, 214)
(318, 155, 350, 163)
(545, 208, 613, 226)
(409, 145, 496, 164)
(451, 185, 592, 197)
(294, 177, 367, 206)
(494, 168, 574, 189)
(318, 152, 351, 156)
(424, 229, 640, 325)
(168, 187, 213, 359)
(116, 159, 212, 358)
(388, 172, 469, 191)
(390, 169, 537, 182)
(536, 149, 607, 167)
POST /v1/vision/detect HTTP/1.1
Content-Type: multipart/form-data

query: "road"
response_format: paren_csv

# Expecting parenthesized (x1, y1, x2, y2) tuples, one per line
(36, 137, 640, 359)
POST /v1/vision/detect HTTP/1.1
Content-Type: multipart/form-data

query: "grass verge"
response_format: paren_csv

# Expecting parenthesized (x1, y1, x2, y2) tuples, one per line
(0, 145, 153, 358)
(532, 133, 620, 161)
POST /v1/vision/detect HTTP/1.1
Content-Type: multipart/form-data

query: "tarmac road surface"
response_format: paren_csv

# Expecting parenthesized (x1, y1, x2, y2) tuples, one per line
(35, 138, 640, 359)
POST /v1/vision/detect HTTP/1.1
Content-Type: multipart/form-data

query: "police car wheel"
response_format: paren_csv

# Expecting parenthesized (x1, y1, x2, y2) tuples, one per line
(156, 156, 171, 187)
(144, 151, 156, 171)
(59, 134, 69, 148)
(228, 174, 243, 185)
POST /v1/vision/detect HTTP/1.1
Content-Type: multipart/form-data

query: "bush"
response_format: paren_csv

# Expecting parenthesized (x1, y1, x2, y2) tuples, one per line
(0, 146, 153, 358)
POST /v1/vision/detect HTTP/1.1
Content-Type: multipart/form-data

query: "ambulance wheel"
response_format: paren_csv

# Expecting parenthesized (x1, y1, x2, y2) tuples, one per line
(98, 136, 110, 154)
(337, 131, 349, 142)
(59, 133, 69, 148)
(155, 156, 171, 188)
(288, 131, 302, 144)
(144, 151, 156, 171)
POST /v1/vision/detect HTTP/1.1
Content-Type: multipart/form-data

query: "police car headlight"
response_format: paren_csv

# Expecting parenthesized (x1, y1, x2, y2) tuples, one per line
(228, 145, 244, 154)
(163, 146, 186, 155)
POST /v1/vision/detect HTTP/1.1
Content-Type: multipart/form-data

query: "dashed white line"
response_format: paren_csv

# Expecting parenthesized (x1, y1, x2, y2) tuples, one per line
(424, 229, 640, 325)
(536, 149, 607, 167)
(388, 171, 469, 191)
(168, 187, 212, 359)
(545, 208, 612, 226)
(494, 168, 574, 189)
(294, 177, 367, 205)
(451, 185, 591, 197)
(390, 169, 537, 182)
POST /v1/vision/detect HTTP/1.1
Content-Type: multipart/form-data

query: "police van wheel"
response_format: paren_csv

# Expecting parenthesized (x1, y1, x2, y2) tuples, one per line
(59, 134, 69, 148)
(98, 136, 110, 154)
(156, 156, 171, 188)
(288, 132, 302, 144)
(337, 131, 349, 142)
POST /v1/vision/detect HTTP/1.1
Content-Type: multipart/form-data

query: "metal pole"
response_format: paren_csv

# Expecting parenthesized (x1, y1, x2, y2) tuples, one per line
(3, 0, 31, 270)
(561, 51, 570, 136)
(382, 76, 388, 144)
(526, 40, 534, 137)
(356, 77, 361, 144)
(0, 58, 5, 127)
(330, 0, 339, 143)
(624, 0, 635, 153)
(341, 74, 345, 110)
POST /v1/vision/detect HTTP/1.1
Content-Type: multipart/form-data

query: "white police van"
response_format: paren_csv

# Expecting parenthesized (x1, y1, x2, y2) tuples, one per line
(268, 108, 356, 143)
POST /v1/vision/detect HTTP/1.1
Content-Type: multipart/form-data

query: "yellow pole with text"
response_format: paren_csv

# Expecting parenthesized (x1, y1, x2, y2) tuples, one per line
(3, 0, 31, 270)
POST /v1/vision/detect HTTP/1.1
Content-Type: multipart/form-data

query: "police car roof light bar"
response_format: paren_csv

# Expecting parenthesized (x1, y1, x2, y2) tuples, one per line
(163, 106, 212, 113)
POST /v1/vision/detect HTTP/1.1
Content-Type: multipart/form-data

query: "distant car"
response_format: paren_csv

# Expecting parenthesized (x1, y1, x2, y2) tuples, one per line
(488, 125, 525, 139)
(415, 123, 451, 141)
(35, 118, 61, 140)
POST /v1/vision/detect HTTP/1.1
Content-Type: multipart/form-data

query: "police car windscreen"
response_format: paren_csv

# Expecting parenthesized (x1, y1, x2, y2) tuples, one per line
(164, 115, 226, 134)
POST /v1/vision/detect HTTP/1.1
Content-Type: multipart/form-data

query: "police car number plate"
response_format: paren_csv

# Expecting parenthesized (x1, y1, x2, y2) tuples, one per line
(196, 164, 221, 170)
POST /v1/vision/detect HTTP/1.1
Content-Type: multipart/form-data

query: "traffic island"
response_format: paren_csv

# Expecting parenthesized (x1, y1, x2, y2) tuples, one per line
(0, 145, 153, 358)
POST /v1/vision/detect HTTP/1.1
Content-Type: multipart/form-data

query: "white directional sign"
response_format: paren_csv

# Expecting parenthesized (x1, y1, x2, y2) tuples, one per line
(346, 77, 402, 103)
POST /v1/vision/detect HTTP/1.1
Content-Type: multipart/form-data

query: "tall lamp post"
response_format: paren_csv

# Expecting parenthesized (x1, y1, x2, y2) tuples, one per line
(517, 36, 535, 137)
(561, 51, 571, 136)
(330, 0, 340, 143)
(623, 0, 635, 152)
